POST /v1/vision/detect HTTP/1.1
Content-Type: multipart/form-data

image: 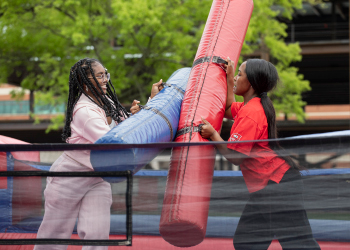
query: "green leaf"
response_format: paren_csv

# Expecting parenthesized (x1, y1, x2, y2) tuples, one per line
(0, 0, 310, 130)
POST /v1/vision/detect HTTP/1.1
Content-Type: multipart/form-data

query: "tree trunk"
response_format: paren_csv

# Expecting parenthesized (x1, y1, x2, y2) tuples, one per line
(29, 90, 34, 120)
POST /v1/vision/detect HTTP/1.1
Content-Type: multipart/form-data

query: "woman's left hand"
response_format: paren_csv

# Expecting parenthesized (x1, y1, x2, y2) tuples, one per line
(200, 117, 217, 139)
(150, 79, 164, 99)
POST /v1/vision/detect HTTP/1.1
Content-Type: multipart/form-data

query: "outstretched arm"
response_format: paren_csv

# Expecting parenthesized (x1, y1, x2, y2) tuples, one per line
(200, 117, 245, 166)
(225, 58, 236, 119)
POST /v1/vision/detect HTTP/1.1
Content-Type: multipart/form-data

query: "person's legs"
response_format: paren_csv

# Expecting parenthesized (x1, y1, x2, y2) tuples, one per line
(275, 209, 320, 250)
(34, 177, 83, 250)
(34, 155, 98, 250)
(234, 191, 274, 250)
(270, 169, 321, 250)
(77, 180, 112, 250)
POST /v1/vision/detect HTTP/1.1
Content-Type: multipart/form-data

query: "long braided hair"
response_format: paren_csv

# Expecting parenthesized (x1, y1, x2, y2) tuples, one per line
(62, 58, 129, 142)
(245, 59, 301, 170)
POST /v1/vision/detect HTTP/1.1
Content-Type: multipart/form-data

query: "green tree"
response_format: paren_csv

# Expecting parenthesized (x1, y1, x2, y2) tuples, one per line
(0, 0, 310, 130)
(241, 0, 311, 122)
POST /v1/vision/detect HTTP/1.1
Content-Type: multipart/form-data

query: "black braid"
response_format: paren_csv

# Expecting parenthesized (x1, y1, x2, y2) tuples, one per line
(62, 58, 130, 142)
(107, 78, 130, 120)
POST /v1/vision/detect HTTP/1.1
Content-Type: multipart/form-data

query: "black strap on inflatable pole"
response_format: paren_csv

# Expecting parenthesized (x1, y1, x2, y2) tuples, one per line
(161, 82, 185, 95)
(138, 105, 174, 140)
(192, 56, 228, 68)
(175, 124, 204, 138)
(0, 170, 133, 246)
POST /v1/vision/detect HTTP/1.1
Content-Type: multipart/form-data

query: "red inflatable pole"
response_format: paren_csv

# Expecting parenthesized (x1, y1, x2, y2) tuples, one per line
(159, 0, 253, 247)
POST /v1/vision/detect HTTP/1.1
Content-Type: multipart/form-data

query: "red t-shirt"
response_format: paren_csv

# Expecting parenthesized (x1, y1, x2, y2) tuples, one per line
(227, 97, 290, 193)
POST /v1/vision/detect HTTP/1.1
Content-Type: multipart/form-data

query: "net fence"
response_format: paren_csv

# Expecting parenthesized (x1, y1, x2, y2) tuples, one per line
(0, 132, 349, 250)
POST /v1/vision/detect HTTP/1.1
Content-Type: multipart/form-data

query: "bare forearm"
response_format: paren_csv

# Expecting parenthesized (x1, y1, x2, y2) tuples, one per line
(210, 132, 244, 166)
(226, 78, 235, 111)
(225, 58, 236, 118)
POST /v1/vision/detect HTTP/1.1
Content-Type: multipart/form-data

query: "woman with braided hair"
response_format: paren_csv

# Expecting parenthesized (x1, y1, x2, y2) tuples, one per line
(200, 58, 320, 250)
(34, 58, 162, 250)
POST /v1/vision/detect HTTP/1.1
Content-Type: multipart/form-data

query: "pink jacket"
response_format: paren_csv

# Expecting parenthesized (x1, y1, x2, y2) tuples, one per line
(64, 94, 123, 169)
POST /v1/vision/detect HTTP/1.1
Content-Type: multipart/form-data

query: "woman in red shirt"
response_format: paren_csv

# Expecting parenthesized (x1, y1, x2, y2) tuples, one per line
(200, 58, 320, 250)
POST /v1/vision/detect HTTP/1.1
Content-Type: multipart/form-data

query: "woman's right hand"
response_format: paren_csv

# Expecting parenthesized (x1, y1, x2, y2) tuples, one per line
(130, 100, 141, 115)
(200, 117, 217, 140)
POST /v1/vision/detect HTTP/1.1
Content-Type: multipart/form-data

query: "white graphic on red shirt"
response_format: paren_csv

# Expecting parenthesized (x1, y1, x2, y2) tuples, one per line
(229, 133, 242, 142)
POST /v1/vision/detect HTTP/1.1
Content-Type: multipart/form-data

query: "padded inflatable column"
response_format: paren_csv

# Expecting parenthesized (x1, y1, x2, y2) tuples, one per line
(159, 0, 253, 247)
(90, 68, 191, 182)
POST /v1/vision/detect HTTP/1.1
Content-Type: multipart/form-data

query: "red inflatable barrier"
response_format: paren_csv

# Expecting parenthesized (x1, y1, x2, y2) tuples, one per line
(159, 0, 253, 247)
(1, 234, 349, 250)
(0, 135, 41, 225)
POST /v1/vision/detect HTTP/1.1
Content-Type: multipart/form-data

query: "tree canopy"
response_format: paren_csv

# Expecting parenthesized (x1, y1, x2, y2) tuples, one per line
(0, 0, 310, 129)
